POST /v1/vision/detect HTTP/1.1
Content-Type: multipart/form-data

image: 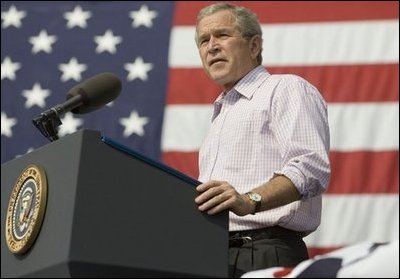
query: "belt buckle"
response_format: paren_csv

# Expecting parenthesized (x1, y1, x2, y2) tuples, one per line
(241, 236, 252, 244)
(230, 236, 252, 246)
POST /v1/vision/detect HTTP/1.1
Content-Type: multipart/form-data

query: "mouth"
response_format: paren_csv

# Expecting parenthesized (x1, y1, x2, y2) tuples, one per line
(209, 58, 227, 67)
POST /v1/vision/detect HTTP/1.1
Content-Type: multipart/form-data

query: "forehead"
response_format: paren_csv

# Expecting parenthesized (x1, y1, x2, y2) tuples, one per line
(197, 10, 237, 34)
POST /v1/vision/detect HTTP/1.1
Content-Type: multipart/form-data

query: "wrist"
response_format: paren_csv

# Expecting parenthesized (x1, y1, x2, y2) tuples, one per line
(245, 191, 262, 215)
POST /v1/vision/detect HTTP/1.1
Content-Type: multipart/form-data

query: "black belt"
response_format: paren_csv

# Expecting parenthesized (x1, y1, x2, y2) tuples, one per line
(229, 226, 303, 247)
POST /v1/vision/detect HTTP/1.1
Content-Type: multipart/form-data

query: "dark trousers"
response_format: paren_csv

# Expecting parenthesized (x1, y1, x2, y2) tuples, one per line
(229, 226, 309, 278)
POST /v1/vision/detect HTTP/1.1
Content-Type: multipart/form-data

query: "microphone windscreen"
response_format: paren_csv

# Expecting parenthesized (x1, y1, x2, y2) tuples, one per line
(67, 72, 122, 114)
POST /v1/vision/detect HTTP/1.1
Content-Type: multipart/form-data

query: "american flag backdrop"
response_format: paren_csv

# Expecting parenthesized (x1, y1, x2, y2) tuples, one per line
(1, 1, 399, 257)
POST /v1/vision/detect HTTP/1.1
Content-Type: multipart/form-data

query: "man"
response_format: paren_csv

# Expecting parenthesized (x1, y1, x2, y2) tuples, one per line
(193, 3, 331, 278)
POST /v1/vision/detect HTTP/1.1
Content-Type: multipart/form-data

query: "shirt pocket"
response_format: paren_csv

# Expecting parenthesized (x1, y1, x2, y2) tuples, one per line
(252, 109, 267, 135)
(220, 110, 267, 170)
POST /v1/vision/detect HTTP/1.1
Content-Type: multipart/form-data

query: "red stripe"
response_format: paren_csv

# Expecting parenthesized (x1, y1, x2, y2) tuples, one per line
(273, 268, 294, 278)
(174, 1, 399, 25)
(166, 64, 399, 104)
(308, 246, 343, 258)
(270, 64, 399, 103)
(166, 68, 220, 104)
(162, 151, 399, 194)
(162, 151, 199, 179)
(328, 151, 399, 194)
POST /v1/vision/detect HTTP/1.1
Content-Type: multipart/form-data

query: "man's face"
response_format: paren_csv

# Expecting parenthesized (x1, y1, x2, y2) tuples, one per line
(196, 10, 258, 91)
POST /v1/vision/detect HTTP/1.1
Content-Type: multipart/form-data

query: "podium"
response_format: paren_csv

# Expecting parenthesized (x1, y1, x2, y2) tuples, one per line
(1, 130, 228, 277)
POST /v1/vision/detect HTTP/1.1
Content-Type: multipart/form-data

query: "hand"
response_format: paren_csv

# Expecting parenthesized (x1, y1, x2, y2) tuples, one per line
(194, 180, 254, 216)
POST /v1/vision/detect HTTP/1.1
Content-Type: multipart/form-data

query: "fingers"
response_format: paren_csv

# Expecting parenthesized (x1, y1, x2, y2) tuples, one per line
(195, 180, 227, 204)
(195, 180, 235, 215)
(197, 191, 227, 213)
(202, 198, 233, 215)
(196, 180, 222, 192)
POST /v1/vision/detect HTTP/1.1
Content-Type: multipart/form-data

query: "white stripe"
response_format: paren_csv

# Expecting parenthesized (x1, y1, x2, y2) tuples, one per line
(328, 102, 399, 151)
(169, 20, 399, 67)
(161, 103, 399, 151)
(305, 194, 399, 247)
(161, 105, 213, 151)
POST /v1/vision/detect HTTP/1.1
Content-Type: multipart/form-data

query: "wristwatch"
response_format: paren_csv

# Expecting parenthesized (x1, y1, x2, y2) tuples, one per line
(245, 191, 262, 215)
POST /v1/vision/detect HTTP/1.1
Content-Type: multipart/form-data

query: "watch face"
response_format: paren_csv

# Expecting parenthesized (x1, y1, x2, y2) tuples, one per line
(249, 192, 261, 202)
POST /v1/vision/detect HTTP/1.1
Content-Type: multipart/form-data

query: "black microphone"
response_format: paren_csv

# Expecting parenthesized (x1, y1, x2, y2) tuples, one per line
(33, 72, 122, 141)
(43, 72, 121, 118)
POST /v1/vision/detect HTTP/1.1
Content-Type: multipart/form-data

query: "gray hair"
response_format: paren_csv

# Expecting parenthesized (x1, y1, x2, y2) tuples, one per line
(195, 3, 263, 64)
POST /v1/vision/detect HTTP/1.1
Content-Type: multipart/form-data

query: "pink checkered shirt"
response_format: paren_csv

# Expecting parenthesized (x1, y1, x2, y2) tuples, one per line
(198, 66, 330, 233)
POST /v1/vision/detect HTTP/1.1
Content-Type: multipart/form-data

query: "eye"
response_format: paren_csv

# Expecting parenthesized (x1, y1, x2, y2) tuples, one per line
(200, 39, 209, 46)
(216, 32, 229, 38)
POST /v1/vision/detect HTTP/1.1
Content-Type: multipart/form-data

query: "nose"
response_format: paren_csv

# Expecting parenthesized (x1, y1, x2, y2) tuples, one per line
(207, 36, 219, 53)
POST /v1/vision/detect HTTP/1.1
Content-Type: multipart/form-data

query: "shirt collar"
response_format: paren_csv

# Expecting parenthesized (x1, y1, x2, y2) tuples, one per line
(215, 65, 270, 103)
(234, 65, 270, 99)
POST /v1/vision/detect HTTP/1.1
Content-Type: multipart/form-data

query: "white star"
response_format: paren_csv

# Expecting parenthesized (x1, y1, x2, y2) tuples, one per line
(119, 111, 149, 137)
(94, 29, 123, 54)
(124, 57, 153, 81)
(1, 112, 17, 137)
(22, 83, 51, 108)
(129, 5, 158, 28)
(58, 112, 83, 137)
(1, 56, 21, 80)
(58, 57, 87, 82)
(1, 5, 26, 29)
(29, 29, 57, 54)
(64, 5, 92, 29)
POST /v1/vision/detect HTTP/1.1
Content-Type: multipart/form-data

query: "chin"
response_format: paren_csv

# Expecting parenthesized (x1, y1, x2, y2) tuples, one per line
(209, 71, 230, 84)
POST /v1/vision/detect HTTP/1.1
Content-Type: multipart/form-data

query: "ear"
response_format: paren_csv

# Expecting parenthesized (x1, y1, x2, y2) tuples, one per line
(249, 35, 262, 60)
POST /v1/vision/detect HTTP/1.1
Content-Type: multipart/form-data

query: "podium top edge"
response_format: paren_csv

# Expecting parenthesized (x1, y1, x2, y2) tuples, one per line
(101, 136, 201, 187)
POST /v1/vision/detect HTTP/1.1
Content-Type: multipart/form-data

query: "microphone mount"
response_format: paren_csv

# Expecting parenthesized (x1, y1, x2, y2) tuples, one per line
(32, 94, 84, 142)
(32, 106, 63, 142)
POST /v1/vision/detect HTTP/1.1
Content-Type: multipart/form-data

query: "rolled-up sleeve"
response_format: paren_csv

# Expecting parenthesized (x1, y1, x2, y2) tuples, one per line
(272, 76, 331, 199)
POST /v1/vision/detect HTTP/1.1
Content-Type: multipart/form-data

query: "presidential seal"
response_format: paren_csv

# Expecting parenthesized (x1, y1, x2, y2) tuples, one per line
(5, 164, 47, 254)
